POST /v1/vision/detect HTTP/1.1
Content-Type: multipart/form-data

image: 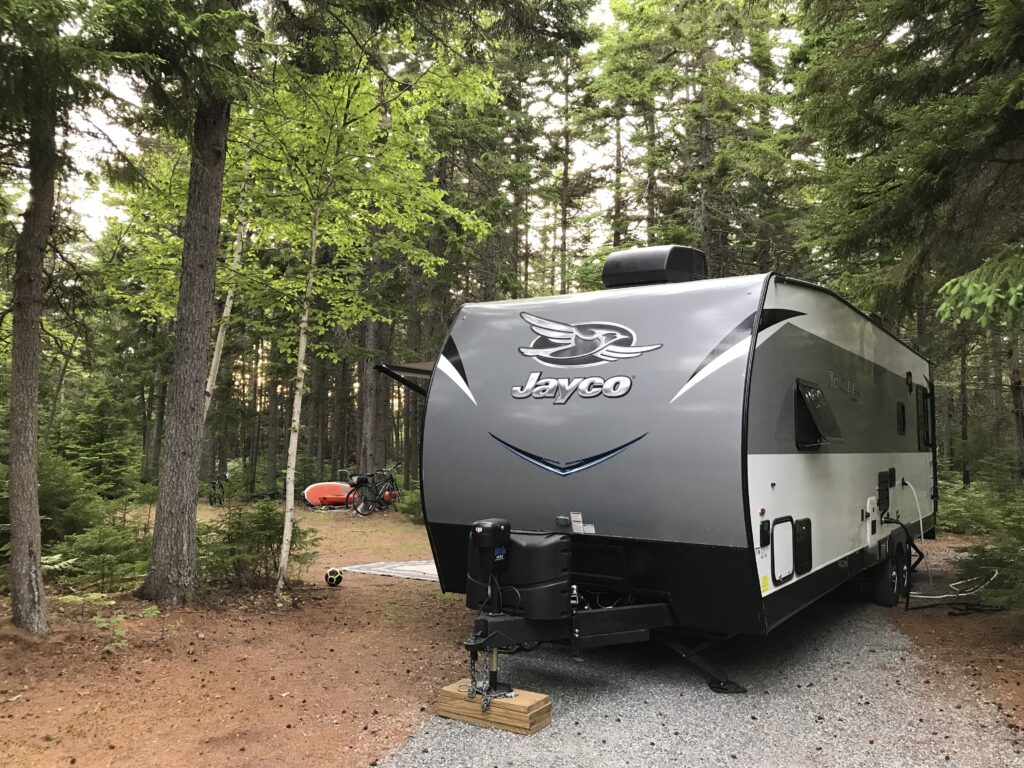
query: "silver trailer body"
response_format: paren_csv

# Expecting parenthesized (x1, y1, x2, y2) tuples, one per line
(420, 272, 936, 637)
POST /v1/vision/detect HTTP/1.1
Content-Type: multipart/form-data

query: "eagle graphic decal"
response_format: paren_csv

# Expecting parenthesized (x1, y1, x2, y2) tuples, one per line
(517, 312, 662, 367)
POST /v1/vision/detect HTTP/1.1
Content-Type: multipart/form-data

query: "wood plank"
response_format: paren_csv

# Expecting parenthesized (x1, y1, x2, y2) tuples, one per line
(438, 698, 552, 727)
(437, 709, 551, 736)
(438, 679, 549, 715)
(437, 695, 551, 722)
(436, 678, 552, 735)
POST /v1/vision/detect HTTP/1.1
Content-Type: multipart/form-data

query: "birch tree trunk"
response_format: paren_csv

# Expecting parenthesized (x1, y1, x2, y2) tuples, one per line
(9, 103, 58, 634)
(265, 340, 280, 493)
(276, 206, 320, 597)
(357, 319, 380, 472)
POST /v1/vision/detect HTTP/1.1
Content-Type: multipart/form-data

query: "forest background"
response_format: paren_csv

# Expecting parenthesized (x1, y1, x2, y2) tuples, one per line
(2, 0, 1023, 631)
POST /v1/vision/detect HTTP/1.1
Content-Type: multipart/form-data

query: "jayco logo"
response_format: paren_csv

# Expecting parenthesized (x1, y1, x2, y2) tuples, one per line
(827, 369, 859, 399)
(511, 371, 632, 404)
(517, 312, 661, 367)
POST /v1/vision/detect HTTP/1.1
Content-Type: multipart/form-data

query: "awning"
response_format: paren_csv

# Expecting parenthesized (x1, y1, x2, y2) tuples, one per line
(374, 362, 434, 397)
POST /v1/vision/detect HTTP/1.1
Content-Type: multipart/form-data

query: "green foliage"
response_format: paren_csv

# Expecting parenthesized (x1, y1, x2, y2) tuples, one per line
(58, 591, 115, 609)
(937, 473, 1024, 619)
(0, 0, 146, 137)
(796, 0, 1024, 292)
(63, 378, 141, 499)
(394, 484, 424, 523)
(47, 500, 321, 593)
(937, 248, 1024, 329)
(0, 448, 109, 559)
(92, 612, 128, 653)
(938, 474, 1007, 535)
(52, 519, 151, 592)
(198, 501, 321, 588)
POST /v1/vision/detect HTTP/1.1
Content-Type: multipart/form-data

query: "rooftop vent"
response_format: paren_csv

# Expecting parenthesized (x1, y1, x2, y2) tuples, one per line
(601, 245, 708, 288)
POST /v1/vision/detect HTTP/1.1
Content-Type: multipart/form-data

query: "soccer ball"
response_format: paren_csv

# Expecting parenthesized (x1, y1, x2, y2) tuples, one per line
(324, 567, 343, 587)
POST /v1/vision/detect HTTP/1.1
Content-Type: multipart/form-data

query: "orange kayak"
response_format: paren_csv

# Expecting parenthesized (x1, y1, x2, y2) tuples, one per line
(303, 481, 352, 507)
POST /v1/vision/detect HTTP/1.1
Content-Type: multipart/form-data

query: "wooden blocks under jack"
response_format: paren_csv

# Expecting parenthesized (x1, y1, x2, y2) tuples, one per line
(436, 678, 552, 735)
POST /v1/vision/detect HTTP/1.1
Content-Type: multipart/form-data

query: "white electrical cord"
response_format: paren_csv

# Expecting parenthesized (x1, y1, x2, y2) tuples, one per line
(908, 570, 999, 600)
(901, 480, 932, 586)
(899, 480, 1000, 603)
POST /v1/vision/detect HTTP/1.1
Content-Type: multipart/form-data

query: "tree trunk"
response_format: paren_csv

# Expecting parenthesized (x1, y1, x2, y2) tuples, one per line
(358, 325, 379, 472)
(330, 355, 346, 478)
(202, 152, 252, 422)
(643, 105, 658, 245)
(559, 63, 571, 295)
(247, 339, 261, 494)
(265, 341, 280, 493)
(48, 329, 79, 435)
(403, 389, 415, 489)
(8, 103, 58, 634)
(150, 370, 168, 481)
(139, 96, 231, 606)
(140, 372, 156, 483)
(613, 111, 625, 246)
(340, 362, 351, 472)
(1012, 358, 1024, 482)
(276, 206, 320, 596)
(991, 333, 1004, 449)
(213, 347, 233, 477)
(960, 339, 970, 486)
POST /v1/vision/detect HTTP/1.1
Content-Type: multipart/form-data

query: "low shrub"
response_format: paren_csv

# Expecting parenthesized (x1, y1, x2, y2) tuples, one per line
(937, 472, 1024, 621)
(395, 484, 424, 523)
(199, 500, 321, 588)
(51, 519, 151, 592)
(938, 474, 1007, 534)
(0, 449, 109, 559)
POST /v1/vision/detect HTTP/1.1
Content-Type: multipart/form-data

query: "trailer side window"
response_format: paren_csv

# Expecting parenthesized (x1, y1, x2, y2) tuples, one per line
(915, 384, 932, 451)
(896, 402, 906, 435)
(795, 379, 843, 450)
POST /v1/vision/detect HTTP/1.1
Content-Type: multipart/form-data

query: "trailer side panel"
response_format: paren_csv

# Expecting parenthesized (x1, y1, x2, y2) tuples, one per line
(746, 278, 934, 630)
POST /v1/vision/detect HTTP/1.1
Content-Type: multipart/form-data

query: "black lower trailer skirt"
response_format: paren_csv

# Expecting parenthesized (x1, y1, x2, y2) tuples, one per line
(465, 602, 678, 653)
(429, 521, 766, 638)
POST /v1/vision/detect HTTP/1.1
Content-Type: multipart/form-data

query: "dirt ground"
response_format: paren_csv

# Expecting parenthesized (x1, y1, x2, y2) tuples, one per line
(2, 515, 1022, 767)
(891, 533, 1024, 735)
(0, 507, 470, 768)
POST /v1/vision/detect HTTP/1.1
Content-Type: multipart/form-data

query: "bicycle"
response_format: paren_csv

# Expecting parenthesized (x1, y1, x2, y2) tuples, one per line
(346, 466, 401, 516)
(208, 472, 228, 506)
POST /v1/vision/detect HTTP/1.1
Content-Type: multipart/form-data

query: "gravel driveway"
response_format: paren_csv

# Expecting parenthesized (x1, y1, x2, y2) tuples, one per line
(382, 596, 1023, 768)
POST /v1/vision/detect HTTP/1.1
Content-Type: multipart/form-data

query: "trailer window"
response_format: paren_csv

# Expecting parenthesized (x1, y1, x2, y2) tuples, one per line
(795, 379, 843, 450)
(915, 384, 932, 451)
(896, 402, 906, 435)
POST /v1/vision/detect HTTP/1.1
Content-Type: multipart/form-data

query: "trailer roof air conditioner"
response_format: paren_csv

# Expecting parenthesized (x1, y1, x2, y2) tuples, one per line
(601, 244, 708, 288)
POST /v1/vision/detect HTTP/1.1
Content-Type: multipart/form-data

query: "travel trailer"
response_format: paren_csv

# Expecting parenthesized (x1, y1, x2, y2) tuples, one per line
(381, 244, 936, 692)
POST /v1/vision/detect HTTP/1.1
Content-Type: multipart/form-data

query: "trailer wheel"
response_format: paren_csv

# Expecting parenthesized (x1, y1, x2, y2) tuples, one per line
(871, 544, 901, 607)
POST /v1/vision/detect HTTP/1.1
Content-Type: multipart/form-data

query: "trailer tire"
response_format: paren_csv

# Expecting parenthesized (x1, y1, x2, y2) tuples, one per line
(871, 544, 901, 607)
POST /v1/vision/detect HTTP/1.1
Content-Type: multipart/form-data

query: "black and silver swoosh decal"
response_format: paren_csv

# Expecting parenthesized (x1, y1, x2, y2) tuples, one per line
(489, 432, 647, 477)
(442, 336, 468, 383)
(758, 308, 805, 331)
(436, 336, 476, 405)
(686, 312, 757, 386)
(669, 309, 806, 403)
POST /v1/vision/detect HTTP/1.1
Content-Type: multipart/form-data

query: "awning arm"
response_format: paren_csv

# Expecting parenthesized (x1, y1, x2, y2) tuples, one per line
(375, 363, 429, 397)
